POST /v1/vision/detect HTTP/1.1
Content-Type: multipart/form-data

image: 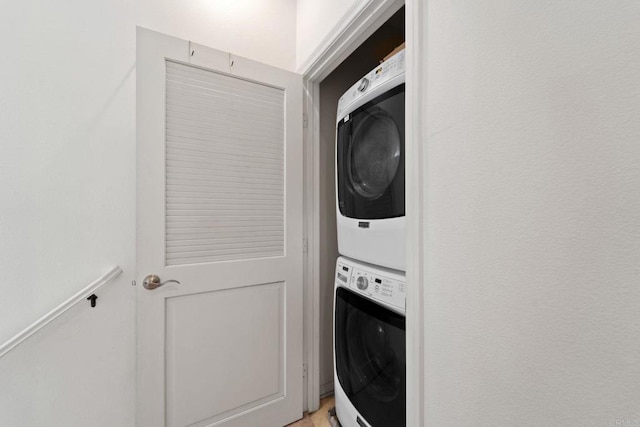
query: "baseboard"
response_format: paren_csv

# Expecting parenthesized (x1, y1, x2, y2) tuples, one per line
(320, 381, 334, 398)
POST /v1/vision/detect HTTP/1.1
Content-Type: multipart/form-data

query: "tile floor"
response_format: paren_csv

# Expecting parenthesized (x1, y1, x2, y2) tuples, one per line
(286, 396, 335, 427)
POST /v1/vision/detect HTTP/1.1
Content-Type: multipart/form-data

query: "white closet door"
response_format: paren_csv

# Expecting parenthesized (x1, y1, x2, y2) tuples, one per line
(136, 28, 303, 427)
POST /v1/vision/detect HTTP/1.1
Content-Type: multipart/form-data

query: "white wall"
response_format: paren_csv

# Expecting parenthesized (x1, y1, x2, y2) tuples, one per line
(138, 0, 297, 71)
(296, 0, 359, 71)
(424, 1, 640, 425)
(0, 1, 137, 424)
(0, 1, 296, 425)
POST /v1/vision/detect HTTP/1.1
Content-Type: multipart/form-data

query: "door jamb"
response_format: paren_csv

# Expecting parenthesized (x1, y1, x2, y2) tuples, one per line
(299, 0, 413, 414)
(404, 0, 426, 425)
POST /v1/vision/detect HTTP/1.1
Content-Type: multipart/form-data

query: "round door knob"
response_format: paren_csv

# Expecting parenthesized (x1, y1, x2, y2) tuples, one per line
(356, 276, 368, 290)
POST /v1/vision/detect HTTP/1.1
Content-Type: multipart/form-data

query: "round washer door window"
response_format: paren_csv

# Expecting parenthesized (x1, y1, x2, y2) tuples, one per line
(345, 311, 403, 403)
(347, 109, 401, 200)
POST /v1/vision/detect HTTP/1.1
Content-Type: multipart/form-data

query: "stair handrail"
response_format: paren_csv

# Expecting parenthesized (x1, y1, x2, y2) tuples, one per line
(0, 265, 123, 359)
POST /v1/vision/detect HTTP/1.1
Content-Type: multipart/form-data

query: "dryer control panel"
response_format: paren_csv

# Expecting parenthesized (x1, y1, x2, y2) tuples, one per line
(337, 49, 405, 119)
(336, 258, 406, 313)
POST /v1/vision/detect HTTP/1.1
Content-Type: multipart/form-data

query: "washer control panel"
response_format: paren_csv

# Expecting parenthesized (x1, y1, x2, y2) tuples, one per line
(336, 258, 406, 312)
(337, 49, 405, 119)
(335, 260, 353, 286)
(336, 263, 405, 312)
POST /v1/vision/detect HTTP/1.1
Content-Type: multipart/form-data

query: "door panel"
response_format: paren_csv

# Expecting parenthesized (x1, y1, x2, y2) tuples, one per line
(166, 282, 284, 426)
(136, 28, 303, 427)
(165, 60, 285, 266)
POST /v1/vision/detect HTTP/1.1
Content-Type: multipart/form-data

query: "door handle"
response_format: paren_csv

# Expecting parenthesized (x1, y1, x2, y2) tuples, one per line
(142, 274, 180, 290)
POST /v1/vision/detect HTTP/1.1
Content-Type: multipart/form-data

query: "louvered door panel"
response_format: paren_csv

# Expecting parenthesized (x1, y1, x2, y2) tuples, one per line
(165, 60, 285, 266)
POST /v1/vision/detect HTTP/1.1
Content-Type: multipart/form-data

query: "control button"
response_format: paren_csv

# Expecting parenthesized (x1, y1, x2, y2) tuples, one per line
(357, 78, 369, 92)
(356, 276, 369, 290)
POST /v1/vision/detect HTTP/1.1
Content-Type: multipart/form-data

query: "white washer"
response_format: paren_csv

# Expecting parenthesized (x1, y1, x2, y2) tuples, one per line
(333, 256, 406, 427)
(336, 50, 406, 271)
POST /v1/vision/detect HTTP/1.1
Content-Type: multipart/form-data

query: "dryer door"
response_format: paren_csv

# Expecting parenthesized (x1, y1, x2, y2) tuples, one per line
(337, 84, 405, 220)
(335, 287, 406, 427)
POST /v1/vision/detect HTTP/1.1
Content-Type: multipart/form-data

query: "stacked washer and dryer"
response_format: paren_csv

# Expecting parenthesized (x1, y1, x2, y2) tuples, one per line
(333, 49, 406, 427)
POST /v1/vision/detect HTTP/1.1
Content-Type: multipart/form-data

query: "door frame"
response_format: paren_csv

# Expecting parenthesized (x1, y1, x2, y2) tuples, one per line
(404, 1, 426, 425)
(299, 2, 424, 425)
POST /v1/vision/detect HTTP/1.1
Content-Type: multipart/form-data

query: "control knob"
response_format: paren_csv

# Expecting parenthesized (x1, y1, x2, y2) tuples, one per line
(357, 77, 369, 92)
(356, 276, 369, 290)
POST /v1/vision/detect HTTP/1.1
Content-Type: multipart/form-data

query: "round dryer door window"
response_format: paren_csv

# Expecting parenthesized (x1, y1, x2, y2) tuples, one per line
(347, 109, 401, 200)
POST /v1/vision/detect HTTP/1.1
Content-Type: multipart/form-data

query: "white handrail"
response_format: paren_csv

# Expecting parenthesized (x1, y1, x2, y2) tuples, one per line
(0, 265, 123, 359)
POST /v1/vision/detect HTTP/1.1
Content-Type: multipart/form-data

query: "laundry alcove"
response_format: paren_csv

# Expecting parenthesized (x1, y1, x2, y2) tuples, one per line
(312, 3, 405, 405)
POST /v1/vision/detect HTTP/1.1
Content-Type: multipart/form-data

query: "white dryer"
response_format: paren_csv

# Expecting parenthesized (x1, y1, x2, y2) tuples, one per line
(336, 49, 405, 271)
(333, 256, 406, 427)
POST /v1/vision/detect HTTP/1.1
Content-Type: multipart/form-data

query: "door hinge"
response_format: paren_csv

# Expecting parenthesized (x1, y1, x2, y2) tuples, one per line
(303, 362, 308, 379)
(303, 113, 308, 129)
(303, 237, 309, 254)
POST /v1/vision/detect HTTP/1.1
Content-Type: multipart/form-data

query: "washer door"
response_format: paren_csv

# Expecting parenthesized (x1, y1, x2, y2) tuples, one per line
(337, 84, 405, 220)
(335, 287, 406, 427)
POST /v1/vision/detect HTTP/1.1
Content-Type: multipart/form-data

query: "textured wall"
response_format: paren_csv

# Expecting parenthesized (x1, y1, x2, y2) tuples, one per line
(425, 1, 640, 425)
